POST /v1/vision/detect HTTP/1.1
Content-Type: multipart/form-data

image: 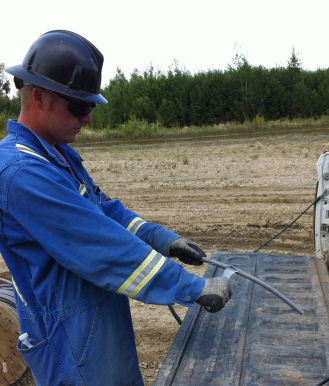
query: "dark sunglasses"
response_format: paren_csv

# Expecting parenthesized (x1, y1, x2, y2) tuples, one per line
(49, 91, 96, 118)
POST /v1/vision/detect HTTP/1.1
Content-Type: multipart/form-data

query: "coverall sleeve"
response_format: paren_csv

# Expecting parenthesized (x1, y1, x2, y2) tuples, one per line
(100, 196, 179, 257)
(81, 170, 180, 256)
(4, 161, 204, 306)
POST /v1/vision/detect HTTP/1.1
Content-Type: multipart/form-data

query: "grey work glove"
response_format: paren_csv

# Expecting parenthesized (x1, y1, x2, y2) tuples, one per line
(197, 277, 231, 313)
(169, 237, 204, 265)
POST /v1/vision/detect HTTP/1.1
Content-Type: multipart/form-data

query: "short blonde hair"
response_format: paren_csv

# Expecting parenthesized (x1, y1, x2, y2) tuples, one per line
(20, 84, 58, 111)
(20, 84, 34, 109)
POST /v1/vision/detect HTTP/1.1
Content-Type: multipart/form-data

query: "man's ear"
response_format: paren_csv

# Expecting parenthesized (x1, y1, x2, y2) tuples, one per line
(31, 87, 46, 110)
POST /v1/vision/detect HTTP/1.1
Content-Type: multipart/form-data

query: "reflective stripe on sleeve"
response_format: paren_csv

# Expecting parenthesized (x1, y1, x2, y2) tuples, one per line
(16, 144, 50, 163)
(12, 278, 27, 306)
(116, 250, 166, 298)
(126, 217, 146, 235)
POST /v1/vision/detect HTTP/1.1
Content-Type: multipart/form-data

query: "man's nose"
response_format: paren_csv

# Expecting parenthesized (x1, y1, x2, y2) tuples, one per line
(80, 113, 92, 125)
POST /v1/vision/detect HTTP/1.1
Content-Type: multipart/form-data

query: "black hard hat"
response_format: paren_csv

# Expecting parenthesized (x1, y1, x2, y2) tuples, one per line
(5, 30, 107, 104)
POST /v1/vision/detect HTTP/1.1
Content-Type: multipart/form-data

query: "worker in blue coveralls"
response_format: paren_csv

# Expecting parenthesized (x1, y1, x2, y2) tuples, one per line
(0, 30, 231, 385)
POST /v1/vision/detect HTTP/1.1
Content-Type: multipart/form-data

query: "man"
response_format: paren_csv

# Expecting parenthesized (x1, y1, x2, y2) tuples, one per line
(0, 30, 231, 385)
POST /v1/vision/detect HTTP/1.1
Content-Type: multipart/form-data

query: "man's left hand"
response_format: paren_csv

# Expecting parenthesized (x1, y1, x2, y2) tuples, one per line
(169, 237, 205, 265)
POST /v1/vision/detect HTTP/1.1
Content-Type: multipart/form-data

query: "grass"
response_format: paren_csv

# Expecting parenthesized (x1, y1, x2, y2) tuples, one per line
(1, 115, 329, 143)
(75, 115, 329, 144)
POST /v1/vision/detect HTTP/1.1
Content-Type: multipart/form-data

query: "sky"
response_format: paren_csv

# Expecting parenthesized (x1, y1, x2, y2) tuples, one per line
(1, 0, 329, 95)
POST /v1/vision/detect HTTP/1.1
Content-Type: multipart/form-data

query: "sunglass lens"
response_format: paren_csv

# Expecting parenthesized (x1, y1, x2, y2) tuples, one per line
(67, 101, 96, 118)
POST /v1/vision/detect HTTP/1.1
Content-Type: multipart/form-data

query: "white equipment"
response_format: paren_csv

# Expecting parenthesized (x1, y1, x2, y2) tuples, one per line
(314, 151, 329, 265)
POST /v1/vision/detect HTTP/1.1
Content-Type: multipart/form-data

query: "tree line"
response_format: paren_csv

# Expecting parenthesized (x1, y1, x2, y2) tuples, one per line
(1, 51, 329, 130)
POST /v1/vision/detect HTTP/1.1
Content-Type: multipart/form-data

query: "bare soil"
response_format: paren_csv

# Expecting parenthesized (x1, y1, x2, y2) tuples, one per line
(1, 132, 328, 385)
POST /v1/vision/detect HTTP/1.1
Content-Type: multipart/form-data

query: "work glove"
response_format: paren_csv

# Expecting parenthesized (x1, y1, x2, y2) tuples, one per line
(196, 277, 231, 313)
(169, 237, 205, 265)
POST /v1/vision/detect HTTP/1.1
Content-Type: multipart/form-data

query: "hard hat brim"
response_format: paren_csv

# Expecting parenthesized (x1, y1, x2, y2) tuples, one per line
(5, 64, 108, 105)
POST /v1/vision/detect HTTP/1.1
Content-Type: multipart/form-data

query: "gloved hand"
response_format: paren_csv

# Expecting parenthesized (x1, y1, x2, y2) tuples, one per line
(196, 277, 231, 313)
(169, 237, 205, 265)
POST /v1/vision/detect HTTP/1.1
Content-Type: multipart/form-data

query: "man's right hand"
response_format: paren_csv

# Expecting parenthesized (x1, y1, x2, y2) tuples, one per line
(196, 277, 231, 313)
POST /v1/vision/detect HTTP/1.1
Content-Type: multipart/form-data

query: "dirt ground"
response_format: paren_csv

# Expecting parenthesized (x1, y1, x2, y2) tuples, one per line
(1, 132, 328, 385)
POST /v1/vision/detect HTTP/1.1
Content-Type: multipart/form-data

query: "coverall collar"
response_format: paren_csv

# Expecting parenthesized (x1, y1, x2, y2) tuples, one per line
(7, 119, 72, 168)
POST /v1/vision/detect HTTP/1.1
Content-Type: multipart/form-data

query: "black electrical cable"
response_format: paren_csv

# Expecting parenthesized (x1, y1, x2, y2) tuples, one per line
(169, 195, 322, 325)
(168, 194, 329, 386)
(241, 194, 329, 386)
(255, 193, 329, 386)
(168, 305, 182, 325)
(254, 194, 322, 253)
(316, 376, 329, 386)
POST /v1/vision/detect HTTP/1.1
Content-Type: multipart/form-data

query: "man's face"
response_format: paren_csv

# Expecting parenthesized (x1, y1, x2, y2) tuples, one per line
(41, 90, 93, 146)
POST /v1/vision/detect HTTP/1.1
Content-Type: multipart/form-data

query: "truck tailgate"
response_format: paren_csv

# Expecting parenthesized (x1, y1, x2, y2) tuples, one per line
(154, 252, 329, 386)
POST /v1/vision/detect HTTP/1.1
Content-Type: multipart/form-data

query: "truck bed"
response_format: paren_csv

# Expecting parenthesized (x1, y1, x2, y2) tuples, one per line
(154, 252, 329, 386)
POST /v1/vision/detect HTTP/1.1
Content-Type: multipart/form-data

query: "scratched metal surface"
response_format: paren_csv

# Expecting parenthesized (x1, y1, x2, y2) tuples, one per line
(154, 252, 329, 386)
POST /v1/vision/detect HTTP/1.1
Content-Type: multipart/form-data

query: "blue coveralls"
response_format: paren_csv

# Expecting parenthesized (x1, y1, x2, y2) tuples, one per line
(0, 120, 205, 386)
